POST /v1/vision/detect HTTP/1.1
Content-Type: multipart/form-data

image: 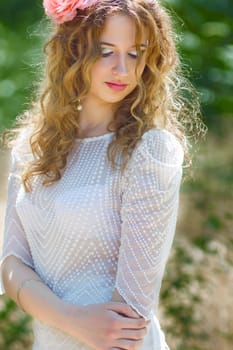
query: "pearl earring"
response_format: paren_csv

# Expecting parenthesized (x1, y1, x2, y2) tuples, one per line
(76, 98, 82, 111)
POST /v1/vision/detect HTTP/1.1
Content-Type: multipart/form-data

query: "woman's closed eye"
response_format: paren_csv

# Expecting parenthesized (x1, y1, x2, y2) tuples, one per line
(128, 50, 139, 58)
(101, 48, 113, 57)
(101, 47, 141, 59)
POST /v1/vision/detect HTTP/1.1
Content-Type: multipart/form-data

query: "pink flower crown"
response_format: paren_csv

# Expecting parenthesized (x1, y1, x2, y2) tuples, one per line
(43, 0, 99, 24)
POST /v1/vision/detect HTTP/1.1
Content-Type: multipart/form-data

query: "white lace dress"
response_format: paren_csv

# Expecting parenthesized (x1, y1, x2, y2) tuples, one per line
(0, 128, 184, 350)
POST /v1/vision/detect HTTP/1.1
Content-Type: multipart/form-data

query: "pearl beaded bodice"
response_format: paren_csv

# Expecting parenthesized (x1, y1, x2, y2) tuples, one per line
(0, 128, 183, 350)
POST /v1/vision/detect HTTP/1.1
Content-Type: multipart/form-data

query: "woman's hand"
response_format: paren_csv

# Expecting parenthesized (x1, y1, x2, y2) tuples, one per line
(63, 301, 151, 350)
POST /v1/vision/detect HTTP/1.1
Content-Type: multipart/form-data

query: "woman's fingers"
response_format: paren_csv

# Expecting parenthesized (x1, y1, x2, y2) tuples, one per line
(118, 314, 150, 330)
(66, 302, 149, 350)
(114, 338, 144, 350)
(107, 302, 141, 319)
(106, 302, 150, 330)
(118, 327, 147, 340)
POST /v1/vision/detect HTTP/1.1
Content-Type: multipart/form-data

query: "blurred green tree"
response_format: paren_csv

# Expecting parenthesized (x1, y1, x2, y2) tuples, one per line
(164, 0, 233, 132)
(0, 0, 43, 131)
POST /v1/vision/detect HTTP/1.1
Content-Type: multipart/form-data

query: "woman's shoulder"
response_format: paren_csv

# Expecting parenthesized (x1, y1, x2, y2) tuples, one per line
(133, 128, 184, 167)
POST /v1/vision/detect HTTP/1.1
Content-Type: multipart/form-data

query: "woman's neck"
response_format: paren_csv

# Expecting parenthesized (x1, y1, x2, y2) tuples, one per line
(77, 99, 118, 138)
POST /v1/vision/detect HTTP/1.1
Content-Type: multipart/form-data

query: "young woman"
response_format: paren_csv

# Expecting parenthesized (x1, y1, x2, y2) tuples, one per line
(0, 0, 204, 349)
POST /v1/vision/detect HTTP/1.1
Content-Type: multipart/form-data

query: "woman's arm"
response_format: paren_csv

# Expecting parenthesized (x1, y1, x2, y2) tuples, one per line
(1, 255, 71, 330)
(2, 255, 149, 350)
(114, 130, 184, 321)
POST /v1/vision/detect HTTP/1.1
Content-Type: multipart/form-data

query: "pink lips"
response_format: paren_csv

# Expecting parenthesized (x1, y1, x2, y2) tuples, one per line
(105, 82, 128, 91)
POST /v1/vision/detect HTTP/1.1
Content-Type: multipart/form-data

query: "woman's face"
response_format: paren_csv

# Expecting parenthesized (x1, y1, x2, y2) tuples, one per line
(87, 14, 148, 105)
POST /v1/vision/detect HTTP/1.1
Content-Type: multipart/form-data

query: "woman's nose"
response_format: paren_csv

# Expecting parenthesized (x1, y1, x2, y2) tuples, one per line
(112, 54, 129, 77)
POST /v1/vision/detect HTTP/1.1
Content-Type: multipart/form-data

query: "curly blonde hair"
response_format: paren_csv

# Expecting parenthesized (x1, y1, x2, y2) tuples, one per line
(3, 0, 206, 191)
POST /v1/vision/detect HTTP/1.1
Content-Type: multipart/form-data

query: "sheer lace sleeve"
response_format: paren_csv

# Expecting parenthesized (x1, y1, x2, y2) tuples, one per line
(0, 149, 34, 295)
(115, 129, 184, 320)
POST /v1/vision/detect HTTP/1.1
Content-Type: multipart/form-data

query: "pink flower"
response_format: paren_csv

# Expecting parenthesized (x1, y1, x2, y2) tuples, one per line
(43, 0, 99, 24)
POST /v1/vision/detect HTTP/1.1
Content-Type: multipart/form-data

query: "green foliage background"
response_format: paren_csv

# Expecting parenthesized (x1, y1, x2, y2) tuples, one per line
(0, 0, 232, 349)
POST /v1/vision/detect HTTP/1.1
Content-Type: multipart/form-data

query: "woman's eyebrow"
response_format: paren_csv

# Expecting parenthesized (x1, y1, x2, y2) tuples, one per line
(100, 41, 148, 48)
